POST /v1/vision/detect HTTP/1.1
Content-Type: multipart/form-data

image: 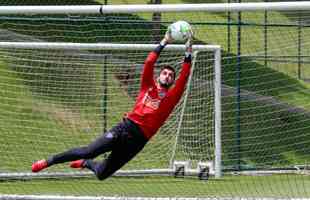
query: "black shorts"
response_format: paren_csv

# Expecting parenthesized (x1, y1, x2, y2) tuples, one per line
(83, 118, 149, 179)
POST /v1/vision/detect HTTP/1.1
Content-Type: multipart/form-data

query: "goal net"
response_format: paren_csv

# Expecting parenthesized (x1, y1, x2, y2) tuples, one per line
(1, 1, 310, 199)
(0, 42, 221, 192)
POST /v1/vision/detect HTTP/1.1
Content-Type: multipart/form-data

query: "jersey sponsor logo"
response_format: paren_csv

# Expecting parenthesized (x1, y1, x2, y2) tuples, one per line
(142, 87, 167, 110)
(143, 94, 160, 110)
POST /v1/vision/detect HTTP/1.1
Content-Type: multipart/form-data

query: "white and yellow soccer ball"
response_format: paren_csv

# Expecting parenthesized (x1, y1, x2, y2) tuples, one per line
(168, 21, 192, 42)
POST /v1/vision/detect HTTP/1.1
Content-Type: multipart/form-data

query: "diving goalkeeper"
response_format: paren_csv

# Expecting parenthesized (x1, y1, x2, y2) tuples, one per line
(32, 31, 193, 180)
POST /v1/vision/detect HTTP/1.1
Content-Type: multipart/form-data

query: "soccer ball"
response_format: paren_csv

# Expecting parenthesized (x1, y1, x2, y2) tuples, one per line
(169, 21, 192, 42)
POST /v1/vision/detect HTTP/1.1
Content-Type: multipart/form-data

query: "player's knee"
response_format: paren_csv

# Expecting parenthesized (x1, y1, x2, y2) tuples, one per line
(94, 166, 114, 181)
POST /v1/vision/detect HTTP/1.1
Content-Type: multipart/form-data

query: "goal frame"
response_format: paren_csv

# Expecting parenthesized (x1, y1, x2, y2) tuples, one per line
(0, 42, 222, 179)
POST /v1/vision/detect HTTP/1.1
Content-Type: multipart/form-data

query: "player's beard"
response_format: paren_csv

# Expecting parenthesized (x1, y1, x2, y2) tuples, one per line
(158, 78, 173, 89)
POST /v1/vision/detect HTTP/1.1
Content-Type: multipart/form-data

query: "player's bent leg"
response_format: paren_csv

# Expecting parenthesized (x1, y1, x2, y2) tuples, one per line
(83, 159, 110, 180)
(86, 119, 149, 180)
(85, 135, 148, 180)
(84, 155, 127, 181)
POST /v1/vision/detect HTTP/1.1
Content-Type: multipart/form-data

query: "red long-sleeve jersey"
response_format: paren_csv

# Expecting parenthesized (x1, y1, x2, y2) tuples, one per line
(126, 51, 191, 139)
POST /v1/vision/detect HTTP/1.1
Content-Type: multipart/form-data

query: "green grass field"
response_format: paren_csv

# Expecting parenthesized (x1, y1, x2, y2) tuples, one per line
(2, 175, 310, 197)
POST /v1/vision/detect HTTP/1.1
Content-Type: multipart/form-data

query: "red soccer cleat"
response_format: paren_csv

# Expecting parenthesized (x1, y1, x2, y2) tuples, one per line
(32, 159, 48, 173)
(70, 160, 85, 169)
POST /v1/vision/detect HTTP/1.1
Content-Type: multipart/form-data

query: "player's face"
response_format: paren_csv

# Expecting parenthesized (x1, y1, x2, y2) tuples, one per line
(158, 69, 175, 88)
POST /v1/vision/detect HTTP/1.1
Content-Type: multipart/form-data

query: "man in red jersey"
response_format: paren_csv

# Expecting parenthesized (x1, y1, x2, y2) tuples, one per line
(32, 31, 193, 180)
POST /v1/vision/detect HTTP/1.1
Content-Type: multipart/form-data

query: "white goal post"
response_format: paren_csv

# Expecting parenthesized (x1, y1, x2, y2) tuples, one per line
(0, 42, 222, 178)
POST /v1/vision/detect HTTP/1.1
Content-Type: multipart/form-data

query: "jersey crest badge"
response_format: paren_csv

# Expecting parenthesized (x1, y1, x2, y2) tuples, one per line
(158, 91, 166, 99)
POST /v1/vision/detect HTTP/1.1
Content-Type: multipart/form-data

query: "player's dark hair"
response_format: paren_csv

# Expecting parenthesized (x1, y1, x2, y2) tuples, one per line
(160, 65, 176, 80)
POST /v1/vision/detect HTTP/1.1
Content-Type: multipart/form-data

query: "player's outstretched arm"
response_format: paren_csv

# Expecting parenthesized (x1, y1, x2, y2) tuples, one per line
(154, 30, 173, 54)
(169, 30, 194, 99)
(184, 30, 193, 62)
(141, 31, 173, 89)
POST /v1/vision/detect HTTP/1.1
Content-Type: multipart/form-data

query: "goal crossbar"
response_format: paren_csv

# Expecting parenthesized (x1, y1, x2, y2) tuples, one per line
(0, 42, 220, 51)
(0, 2, 310, 15)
